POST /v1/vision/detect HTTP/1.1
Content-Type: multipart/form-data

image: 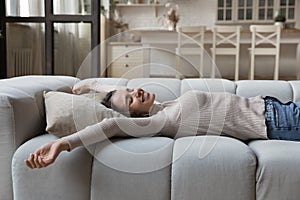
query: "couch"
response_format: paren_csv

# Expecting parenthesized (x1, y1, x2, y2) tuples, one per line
(1, 75, 300, 200)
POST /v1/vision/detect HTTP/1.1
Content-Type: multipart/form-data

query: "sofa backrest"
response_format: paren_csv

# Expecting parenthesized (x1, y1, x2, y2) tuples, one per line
(0, 75, 79, 147)
(93, 77, 300, 103)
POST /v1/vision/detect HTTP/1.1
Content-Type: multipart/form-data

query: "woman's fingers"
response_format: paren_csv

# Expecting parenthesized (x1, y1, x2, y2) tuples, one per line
(26, 153, 36, 169)
(33, 154, 42, 168)
(25, 153, 47, 169)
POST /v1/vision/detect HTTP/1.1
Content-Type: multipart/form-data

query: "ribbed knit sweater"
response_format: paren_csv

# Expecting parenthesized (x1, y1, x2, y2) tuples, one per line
(63, 90, 267, 150)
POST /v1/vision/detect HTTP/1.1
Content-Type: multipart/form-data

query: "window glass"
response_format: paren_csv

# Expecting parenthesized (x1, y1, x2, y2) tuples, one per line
(280, 8, 286, 16)
(280, 0, 287, 6)
(5, 0, 45, 17)
(226, 9, 232, 20)
(289, 0, 295, 6)
(6, 23, 45, 77)
(218, 9, 224, 20)
(238, 9, 244, 20)
(267, 9, 273, 19)
(259, 0, 265, 7)
(226, 0, 232, 7)
(267, 0, 274, 6)
(246, 9, 252, 19)
(258, 9, 265, 19)
(218, 0, 224, 7)
(53, 23, 91, 76)
(288, 8, 294, 19)
(239, 0, 244, 7)
(246, 0, 253, 6)
(53, 0, 92, 15)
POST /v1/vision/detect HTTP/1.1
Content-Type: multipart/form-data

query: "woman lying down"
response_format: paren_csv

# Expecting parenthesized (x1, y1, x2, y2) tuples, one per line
(25, 87, 300, 169)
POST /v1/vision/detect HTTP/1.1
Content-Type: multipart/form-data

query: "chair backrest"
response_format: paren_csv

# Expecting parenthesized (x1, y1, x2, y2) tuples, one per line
(177, 26, 206, 54)
(249, 25, 281, 49)
(212, 25, 241, 49)
(211, 25, 241, 80)
(176, 26, 206, 77)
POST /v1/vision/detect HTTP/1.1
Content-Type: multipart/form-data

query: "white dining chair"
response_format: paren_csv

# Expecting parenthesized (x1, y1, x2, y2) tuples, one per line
(249, 25, 281, 80)
(211, 25, 241, 81)
(176, 26, 206, 78)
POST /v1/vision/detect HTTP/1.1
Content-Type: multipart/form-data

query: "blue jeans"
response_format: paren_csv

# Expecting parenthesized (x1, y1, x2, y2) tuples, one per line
(264, 96, 300, 141)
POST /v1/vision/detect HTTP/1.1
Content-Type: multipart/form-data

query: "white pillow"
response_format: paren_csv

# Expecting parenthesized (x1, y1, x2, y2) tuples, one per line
(44, 91, 125, 137)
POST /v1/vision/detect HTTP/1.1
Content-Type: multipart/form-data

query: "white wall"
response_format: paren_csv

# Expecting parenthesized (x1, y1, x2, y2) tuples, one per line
(117, 0, 218, 29)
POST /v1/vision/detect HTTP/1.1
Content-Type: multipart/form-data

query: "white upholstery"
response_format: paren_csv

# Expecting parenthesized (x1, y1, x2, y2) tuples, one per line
(249, 25, 281, 80)
(249, 140, 300, 200)
(0, 75, 79, 200)
(172, 136, 256, 200)
(90, 137, 173, 200)
(236, 80, 293, 102)
(1, 76, 300, 200)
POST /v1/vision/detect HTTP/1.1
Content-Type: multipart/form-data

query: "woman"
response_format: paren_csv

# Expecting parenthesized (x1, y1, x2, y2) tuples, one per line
(25, 88, 300, 169)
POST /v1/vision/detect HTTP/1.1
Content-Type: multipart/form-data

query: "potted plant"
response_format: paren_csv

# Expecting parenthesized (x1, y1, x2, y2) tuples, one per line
(274, 10, 286, 29)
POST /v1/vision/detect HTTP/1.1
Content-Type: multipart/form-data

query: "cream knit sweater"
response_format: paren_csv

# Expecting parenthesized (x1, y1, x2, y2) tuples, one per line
(63, 90, 267, 150)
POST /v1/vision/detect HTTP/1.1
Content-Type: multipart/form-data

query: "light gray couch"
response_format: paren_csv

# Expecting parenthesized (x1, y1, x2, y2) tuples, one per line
(1, 75, 300, 200)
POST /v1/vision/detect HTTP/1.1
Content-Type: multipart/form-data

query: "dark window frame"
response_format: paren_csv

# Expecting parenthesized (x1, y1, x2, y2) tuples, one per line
(0, 0, 100, 78)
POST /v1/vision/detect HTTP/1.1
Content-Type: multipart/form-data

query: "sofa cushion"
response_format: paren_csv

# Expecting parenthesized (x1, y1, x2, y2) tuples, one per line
(248, 140, 300, 200)
(90, 137, 174, 200)
(181, 78, 236, 94)
(289, 81, 300, 102)
(12, 134, 92, 200)
(0, 75, 78, 200)
(236, 80, 293, 102)
(172, 136, 256, 200)
(44, 91, 124, 137)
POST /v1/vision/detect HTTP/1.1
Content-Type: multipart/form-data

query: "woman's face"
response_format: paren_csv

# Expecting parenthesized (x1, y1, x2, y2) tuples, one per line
(111, 88, 155, 116)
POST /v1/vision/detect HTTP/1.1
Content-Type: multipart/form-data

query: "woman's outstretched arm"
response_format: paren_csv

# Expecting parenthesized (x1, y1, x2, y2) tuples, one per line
(25, 138, 70, 169)
(25, 112, 169, 169)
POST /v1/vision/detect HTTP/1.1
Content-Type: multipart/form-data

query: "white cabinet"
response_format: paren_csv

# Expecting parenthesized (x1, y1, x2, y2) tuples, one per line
(107, 43, 144, 78)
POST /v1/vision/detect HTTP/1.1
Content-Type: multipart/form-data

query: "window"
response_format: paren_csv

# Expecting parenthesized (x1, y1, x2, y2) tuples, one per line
(279, 0, 295, 20)
(0, 0, 100, 78)
(218, 0, 233, 21)
(238, 0, 254, 21)
(217, 0, 296, 23)
(258, 0, 274, 20)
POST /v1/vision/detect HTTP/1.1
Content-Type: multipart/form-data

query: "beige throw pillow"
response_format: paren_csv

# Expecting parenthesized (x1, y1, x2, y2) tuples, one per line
(44, 91, 125, 137)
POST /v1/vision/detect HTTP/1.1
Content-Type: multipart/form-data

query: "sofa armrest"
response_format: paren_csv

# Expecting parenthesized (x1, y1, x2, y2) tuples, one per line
(0, 75, 79, 200)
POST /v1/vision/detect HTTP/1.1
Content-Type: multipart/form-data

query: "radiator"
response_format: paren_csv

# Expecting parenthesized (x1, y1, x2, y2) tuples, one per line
(7, 48, 33, 77)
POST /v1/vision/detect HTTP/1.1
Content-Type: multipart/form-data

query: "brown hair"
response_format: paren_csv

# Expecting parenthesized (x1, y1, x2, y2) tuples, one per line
(101, 90, 131, 117)
(101, 90, 116, 109)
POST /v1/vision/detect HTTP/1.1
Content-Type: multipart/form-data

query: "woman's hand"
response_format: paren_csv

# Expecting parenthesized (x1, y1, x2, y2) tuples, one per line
(24, 139, 70, 169)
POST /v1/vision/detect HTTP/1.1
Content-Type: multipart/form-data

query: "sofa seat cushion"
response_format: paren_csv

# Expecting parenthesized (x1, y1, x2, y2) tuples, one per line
(12, 134, 93, 200)
(90, 136, 174, 200)
(249, 140, 300, 200)
(172, 136, 257, 200)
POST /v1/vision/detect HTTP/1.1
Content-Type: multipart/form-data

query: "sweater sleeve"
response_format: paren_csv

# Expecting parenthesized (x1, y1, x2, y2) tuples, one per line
(62, 110, 169, 150)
